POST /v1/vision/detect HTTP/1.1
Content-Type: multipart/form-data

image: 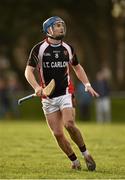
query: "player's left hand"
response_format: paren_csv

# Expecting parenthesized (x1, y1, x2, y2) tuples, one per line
(87, 86, 99, 97)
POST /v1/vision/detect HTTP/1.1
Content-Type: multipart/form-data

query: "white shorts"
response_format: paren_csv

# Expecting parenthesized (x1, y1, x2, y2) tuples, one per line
(42, 94, 72, 115)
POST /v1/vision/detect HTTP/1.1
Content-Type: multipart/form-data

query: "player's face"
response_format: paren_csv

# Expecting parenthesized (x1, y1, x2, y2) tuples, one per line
(48, 21, 66, 40)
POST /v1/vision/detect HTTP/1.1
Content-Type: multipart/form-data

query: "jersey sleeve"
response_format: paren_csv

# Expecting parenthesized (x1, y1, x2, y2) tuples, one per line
(69, 45, 79, 66)
(27, 44, 40, 67)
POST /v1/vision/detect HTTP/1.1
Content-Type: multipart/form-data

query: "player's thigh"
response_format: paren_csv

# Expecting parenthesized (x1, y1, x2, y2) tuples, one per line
(45, 110, 63, 134)
(61, 108, 75, 125)
(72, 93, 76, 108)
(71, 94, 76, 118)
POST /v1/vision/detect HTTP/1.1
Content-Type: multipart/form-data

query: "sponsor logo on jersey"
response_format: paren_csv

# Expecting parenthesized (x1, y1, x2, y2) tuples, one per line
(43, 61, 68, 68)
(43, 53, 51, 56)
(53, 50, 60, 53)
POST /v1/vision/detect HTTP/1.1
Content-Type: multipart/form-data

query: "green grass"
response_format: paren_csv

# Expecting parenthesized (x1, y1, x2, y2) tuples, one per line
(0, 120, 125, 179)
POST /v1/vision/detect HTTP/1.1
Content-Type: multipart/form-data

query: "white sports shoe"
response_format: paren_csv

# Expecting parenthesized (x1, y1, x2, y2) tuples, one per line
(71, 160, 81, 170)
(84, 154, 96, 171)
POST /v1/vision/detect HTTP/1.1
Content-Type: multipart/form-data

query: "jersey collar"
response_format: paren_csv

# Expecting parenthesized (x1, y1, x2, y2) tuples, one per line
(46, 38, 62, 47)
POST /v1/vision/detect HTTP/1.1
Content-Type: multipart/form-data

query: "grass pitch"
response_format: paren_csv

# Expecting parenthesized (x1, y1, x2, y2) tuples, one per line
(0, 120, 125, 179)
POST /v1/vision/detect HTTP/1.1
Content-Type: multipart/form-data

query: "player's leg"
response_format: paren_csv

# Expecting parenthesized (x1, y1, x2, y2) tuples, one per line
(71, 94, 76, 118)
(62, 107, 85, 149)
(71, 94, 85, 146)
(62, 107, 96, 171)
(45, 110, 81, 169)
(71, 93, 84, 145)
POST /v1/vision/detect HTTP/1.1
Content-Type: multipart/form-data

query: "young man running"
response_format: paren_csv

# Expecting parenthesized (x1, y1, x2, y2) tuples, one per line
(25, 16, 99, 170)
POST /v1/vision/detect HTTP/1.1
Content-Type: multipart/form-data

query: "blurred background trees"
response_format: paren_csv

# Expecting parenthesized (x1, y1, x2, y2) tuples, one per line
(0, 0, 125, 90)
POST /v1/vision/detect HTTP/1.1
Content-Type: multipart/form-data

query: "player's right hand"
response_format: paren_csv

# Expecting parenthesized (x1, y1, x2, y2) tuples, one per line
(35, 86, 43, 97)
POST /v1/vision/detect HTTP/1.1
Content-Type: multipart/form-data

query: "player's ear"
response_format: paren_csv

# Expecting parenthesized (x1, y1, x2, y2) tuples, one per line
(47, 26, 54, 36)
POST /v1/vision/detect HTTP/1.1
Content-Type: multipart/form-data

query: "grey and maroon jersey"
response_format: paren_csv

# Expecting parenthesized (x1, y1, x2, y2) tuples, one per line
(27, 38, 79, 98)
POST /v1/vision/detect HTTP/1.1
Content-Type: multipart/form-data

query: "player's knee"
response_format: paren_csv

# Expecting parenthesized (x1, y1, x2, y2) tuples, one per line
(53, 132, 64, 139)
(64, 120, 75, 131)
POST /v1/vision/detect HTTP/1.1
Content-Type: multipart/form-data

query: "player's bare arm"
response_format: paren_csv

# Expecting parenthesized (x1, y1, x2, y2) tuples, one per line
(73, 64, 99, 97)
(25, 65, 43, 97)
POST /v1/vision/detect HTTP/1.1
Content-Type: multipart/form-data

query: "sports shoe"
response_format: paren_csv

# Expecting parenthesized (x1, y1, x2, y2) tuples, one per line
(71, 160, 81, 170)
(84, 155, 96, 171)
